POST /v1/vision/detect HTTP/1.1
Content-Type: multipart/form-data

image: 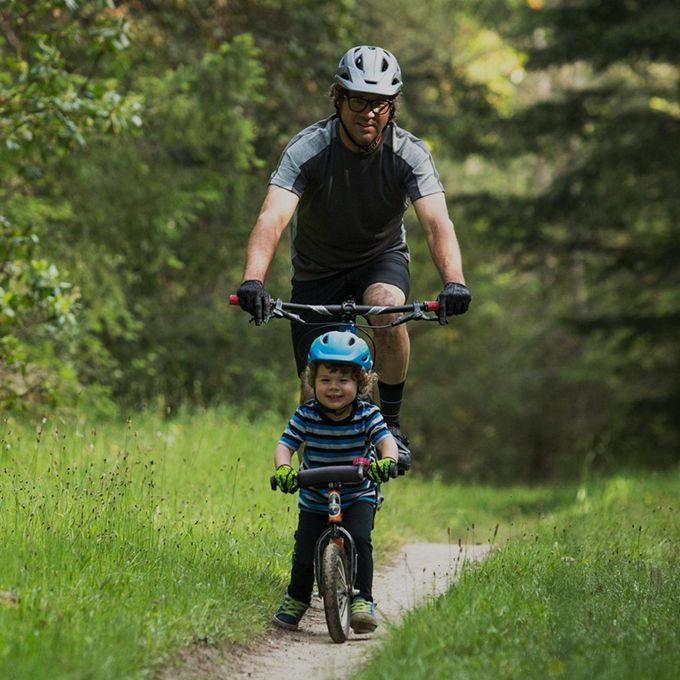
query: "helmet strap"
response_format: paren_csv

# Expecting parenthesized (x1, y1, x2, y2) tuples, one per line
(315, 397, 357, 418)
(338, 116, 382, 154)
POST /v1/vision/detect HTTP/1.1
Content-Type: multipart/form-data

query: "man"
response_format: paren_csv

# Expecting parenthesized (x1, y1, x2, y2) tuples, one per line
(237, 45, 471, 473)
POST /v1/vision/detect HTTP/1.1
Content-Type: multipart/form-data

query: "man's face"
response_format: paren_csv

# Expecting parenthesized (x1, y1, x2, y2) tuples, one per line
(338, 91, 393, 148)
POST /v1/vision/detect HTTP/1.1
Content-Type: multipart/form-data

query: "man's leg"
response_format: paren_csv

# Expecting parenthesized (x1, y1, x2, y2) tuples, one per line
(361, 281, 412, 473)
(361, 280, 409, 399)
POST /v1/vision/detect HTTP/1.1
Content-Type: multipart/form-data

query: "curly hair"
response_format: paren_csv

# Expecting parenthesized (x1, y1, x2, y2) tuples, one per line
(303, 361, 378, 400)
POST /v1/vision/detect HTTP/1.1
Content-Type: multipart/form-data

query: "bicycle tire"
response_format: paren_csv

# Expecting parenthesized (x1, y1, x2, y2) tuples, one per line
(321, 541, 352, 643)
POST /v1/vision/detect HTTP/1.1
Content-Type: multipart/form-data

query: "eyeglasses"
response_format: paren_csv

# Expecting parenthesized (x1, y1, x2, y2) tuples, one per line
(343, 94, 394, 114)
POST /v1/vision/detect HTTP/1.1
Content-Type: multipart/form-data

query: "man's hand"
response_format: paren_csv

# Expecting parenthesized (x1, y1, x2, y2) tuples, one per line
(236, 280, 270, 325)
(437, 282, 471, 324)
(367, 457, 394, 483)
(273, 464, 299, 493)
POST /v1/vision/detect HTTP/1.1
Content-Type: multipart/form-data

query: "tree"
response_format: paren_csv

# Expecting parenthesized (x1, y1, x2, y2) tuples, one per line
(0, 0, 140, 411)
(461, 0, 680, 469)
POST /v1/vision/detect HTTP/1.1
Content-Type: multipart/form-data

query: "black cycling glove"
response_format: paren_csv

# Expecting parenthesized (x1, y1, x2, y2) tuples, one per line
(437, 282, 471, 325)
(236, 279, 270, 325)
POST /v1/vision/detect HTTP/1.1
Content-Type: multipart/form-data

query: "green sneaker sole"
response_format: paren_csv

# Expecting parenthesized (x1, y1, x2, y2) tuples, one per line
(350, 614, 377, 634)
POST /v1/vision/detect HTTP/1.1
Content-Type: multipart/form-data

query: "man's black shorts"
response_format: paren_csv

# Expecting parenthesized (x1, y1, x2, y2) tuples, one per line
(290, 251, 410, 375)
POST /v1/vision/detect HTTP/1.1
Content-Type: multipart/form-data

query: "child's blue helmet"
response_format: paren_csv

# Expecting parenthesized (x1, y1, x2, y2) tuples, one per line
(308, 331, 373, 371)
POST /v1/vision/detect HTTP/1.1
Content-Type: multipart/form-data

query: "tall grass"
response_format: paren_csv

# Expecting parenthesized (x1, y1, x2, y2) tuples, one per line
(0, 409, 297, 679)
(356, 471, 680, 680)
(4, 410, 675, 678)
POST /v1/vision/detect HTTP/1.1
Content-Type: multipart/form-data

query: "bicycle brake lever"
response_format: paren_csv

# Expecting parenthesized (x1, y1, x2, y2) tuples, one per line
(390, 313, 417, 326)
(272, 308, 304, 323)
(249, 299, 303, 324)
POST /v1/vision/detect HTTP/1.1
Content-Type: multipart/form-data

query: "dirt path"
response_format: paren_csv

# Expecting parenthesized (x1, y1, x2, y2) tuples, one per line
(162, 542, 492, 680)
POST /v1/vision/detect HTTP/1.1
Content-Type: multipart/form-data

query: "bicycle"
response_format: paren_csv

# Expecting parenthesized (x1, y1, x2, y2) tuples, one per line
(270, 456, 397, 643)
(230, 294, 442, 642)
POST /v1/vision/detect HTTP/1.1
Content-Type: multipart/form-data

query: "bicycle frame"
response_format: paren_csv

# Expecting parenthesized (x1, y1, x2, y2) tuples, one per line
(313, 480, 358, 598)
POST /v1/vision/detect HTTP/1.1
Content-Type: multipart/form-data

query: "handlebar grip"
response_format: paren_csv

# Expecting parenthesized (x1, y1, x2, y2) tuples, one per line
(298, 465, 364, 487)
(270, 475, 277, 491)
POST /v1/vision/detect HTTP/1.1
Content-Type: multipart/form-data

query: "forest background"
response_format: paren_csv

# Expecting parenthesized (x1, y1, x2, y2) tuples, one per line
(2, 0, 678, 482)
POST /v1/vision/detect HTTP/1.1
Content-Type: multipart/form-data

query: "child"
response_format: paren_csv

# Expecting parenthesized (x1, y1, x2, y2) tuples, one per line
(272, 330, 399, 634)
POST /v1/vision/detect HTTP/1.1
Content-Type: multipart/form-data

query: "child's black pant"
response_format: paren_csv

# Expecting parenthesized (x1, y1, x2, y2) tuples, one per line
(287, 502, 375, 604)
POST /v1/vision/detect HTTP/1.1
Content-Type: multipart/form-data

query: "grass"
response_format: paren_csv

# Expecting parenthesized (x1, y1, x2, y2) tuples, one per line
(1, 410, 678, 678)
(0, 409, 294, 678)
(355, 471, 680, 680)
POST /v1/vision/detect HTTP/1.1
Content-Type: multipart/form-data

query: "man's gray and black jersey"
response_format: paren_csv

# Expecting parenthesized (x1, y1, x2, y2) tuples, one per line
(269, 115, 445, 281)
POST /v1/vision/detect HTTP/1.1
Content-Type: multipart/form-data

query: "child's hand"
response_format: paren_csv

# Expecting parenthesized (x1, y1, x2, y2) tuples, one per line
(367, 457, 394, 483)
(274, 464, 299, 493)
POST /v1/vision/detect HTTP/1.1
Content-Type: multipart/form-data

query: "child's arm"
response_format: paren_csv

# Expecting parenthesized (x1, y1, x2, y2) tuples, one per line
(274, 442, 295, 468)
(376, 435, 398, 463)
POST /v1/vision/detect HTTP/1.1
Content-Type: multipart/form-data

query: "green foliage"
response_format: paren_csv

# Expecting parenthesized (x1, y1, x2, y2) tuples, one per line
(0, 0, 140, 158)
(0, 218, 80, 409)
(3, 0, 678, 480)
(449, 0, 680, 473)
(0, 0, 140, 414)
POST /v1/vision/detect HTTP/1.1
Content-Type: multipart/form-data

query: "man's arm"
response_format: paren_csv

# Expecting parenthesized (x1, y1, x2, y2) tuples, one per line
(242, 185, 300, 282)
(413, 192, 465, 285)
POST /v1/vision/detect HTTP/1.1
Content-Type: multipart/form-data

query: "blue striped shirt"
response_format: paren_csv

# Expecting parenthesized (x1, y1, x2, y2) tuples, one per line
(279, 399, 391, 513)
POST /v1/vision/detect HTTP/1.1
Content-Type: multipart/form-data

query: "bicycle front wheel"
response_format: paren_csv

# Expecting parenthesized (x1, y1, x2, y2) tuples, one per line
(321, 541, 352, 643)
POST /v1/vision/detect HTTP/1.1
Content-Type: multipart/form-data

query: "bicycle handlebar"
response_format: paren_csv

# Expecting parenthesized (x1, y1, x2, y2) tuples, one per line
(270, 456, 397, 491)
(230, 294, 440, 325)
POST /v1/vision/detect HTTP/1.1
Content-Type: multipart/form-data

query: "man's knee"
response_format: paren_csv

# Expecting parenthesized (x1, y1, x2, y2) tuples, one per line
(362, 282, 406, 306)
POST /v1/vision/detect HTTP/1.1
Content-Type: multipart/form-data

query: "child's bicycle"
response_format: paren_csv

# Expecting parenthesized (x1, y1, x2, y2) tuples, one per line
(270, 456, 397, 643)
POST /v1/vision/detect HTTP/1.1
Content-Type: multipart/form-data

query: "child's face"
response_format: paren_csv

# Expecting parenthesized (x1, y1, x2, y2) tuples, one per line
(314, 363, 358, 417)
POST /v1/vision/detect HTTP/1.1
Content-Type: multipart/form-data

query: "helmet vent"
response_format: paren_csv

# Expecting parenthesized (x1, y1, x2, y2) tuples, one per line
(308, 330, 373, 371)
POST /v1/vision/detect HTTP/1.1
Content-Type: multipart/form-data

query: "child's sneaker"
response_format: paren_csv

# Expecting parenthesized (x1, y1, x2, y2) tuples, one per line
(350, 596, 377, 633)
(272, 593, 308, 630)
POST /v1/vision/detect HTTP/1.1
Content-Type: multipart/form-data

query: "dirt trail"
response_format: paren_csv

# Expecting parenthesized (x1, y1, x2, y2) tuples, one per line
(162, 542, 492, 680)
